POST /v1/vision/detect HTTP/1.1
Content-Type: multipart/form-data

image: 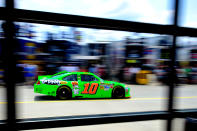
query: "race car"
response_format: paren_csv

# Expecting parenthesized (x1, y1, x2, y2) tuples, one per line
(34, 71, 131, 99)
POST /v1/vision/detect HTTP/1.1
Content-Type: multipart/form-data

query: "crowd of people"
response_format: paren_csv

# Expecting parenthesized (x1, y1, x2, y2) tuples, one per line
(155, 64, 197, 85)
(13, 63, 108, 85)
(117, 64, 197, 85)
(7, 63, 197, 86)
(176, 64, 197, 84)
(116, 66, 141, 84)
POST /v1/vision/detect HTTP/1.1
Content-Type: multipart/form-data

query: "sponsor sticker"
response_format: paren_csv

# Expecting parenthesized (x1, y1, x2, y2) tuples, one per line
(100, 86, 104, 90)
(72, 81, 78, 86)
(60, 81, 67, 84)
(72, 82, 79, 93)
(73, 88, 79, 95)
(103, 85, 110, 91)
(101, 83, 113, 91)
(105, 85, 110, 89)
(41, 79, 60, 85)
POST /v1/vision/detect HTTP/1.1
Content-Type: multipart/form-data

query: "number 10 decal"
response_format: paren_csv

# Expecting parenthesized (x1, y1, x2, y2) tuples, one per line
(82, 83, 98, 94)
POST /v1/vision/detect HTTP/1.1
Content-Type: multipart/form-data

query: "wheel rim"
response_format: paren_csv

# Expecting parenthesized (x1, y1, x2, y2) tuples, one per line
(114, 88, 124, 98)
(59, 88, 70, 99)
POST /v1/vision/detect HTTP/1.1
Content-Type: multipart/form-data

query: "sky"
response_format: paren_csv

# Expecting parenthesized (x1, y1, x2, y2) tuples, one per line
(1, 0, 197, 43)
(16, 0, 171, 24)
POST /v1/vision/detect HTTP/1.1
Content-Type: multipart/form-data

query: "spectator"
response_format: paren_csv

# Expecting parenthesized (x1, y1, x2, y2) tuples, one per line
(35, 63, 46, 82)
(129, 65, 140, 84)
(185, 65, 192, 84)
(89, 64, 98, 74)
(59, 64, 79, 72)
(191, 64, 197, 84)
(24, 64, 37, 85)
(98, 65, 105, 78)
(117, 67, 124, 82)
(123, 66, 130, 83)
(155, 65, 166, 84)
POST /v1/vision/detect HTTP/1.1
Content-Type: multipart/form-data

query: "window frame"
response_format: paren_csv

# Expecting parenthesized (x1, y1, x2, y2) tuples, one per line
(0, 0, 197, 131)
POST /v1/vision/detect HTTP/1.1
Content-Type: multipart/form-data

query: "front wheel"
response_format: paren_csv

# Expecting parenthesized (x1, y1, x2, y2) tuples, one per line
(56, 86, 72, 100)
(112, 86, 125, 99)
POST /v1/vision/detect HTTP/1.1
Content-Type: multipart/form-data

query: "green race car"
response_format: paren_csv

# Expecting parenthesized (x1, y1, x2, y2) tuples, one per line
(34, 71, 131, 100)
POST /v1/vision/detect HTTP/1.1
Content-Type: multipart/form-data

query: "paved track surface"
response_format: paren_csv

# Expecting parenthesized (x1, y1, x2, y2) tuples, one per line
(0, 84, 196, 131)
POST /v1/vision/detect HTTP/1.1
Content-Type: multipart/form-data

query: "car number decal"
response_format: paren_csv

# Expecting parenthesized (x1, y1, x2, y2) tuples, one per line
(81, 83, 98, 94)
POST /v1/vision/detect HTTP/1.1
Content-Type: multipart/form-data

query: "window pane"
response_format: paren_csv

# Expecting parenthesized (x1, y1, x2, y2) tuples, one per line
(82, 75, 98, 81)
(11, 22, 171, 120)
(176, 37, 197, 109)
(63, 74, 77, 81)
(81, 75, 87, 81)
(16, 0, 171, 25)
(180, 0, 197, 28)
(0, 87, 6, 120)
(81, 75, 97, 81)
(0, 21, 6, 120)
(0, 0, 4, 7)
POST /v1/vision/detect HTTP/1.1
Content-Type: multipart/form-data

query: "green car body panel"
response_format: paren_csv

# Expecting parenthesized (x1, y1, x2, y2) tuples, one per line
(34, 71, 131, 99)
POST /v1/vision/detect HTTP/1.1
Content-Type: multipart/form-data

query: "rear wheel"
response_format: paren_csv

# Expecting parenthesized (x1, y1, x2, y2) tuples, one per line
(112, 86, 125, 99)
(57, 86, 72, 100)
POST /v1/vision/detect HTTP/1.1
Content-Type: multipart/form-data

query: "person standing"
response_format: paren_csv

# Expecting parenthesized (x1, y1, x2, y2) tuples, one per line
(129, 65, 140, 84)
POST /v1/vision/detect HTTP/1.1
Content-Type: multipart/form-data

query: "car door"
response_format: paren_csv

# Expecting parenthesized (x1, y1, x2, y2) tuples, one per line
(62, 74, 79, 96)
(79, 74, 101, 98)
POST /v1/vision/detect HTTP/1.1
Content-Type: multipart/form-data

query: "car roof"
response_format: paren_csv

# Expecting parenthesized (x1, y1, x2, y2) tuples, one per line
(69, 72, 95, 75)
(53, 72, 95, 77)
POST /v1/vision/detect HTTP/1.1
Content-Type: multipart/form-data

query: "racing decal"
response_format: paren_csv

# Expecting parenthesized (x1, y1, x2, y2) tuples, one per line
(82, 83, 98, 94)
(72, 81, 79, 88)
(126, 88, 129, 93)
(41, 80, 60, 85)
(82, 83, 89, 94)
(104, 85, 110, 91)
(100, 84, 113, 90)
(72, 81, 80, 95)
(100, 86, 104, 90)
(104, 83, 111, 85)
(73, 88, 79, 95)
(60, 81, 67, 84)
(72, 81, 78, 86)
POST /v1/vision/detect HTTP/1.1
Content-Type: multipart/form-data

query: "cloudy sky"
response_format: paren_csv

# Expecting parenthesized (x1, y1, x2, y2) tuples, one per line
(1, 0, 197, 43)
(16, 0, 171, 24)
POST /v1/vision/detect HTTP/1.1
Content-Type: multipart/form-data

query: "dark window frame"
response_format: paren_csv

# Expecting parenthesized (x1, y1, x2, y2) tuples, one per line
(0, 0, 197, 131)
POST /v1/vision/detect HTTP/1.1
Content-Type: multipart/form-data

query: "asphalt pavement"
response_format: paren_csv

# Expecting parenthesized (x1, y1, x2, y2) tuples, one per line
(0, 84, 197, 131)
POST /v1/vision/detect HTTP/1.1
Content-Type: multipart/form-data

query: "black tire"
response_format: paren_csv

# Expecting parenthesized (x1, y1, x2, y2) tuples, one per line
(56, 86, 72, 100)
(112, 86, 125, 99)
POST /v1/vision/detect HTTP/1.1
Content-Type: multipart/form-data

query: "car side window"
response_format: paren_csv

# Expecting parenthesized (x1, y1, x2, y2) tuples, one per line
(63, 74, 77, 81)
(81, 75, 98, 81)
